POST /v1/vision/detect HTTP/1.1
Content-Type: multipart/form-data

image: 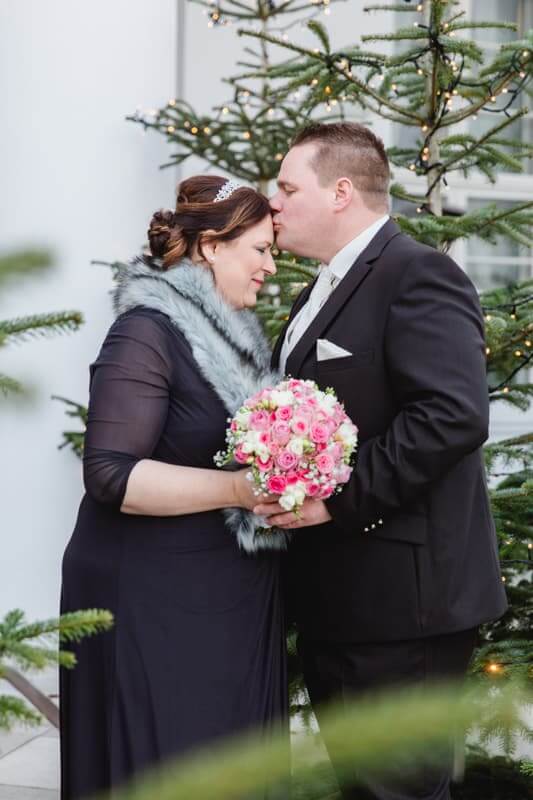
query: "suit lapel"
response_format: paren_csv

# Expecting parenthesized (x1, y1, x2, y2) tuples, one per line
(285, 219, 402, 377)
(271, 276, 317, 370)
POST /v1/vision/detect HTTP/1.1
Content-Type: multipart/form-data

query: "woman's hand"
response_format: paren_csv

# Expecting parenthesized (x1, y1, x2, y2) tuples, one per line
(231, 468, 261, 511)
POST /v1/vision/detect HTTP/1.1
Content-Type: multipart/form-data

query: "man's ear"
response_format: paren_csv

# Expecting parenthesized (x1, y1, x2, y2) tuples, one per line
(332, 177, 353, 210)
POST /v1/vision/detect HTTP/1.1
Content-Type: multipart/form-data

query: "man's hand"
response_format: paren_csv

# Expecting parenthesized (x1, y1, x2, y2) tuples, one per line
(253, 496, 332, 529)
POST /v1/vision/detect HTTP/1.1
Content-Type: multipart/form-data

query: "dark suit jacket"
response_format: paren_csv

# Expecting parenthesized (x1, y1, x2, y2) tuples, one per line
(272, 219, 507, 643)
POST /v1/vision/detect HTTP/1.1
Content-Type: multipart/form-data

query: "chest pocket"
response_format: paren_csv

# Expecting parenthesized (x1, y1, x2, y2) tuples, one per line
(317, 347, 374, 373)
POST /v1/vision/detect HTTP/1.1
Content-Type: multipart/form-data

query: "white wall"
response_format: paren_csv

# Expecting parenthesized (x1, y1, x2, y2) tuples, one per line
(0, 0, 178, 618)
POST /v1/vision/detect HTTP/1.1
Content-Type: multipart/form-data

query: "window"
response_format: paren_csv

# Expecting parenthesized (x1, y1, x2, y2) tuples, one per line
(465, 198, 533, 291)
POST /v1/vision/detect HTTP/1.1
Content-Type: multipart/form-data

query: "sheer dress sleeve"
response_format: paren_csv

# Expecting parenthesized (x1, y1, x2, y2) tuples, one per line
(82, 310, 173, 508)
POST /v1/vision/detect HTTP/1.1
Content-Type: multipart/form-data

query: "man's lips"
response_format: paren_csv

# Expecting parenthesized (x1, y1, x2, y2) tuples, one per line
(252, 278, 264, 286)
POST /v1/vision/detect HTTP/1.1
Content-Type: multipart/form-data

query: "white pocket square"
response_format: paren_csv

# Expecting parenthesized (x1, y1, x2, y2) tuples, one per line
(316, 339, 353, 362)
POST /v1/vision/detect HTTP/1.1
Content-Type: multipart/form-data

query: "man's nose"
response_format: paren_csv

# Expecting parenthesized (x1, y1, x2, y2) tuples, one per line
(269, 192, 281, 212)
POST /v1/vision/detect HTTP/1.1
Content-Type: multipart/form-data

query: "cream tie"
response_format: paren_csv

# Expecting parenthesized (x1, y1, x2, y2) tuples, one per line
(285, 265, 336, 353)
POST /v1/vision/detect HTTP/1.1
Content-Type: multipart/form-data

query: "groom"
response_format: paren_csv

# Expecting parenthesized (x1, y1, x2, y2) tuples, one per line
(254, 122, 508, 800)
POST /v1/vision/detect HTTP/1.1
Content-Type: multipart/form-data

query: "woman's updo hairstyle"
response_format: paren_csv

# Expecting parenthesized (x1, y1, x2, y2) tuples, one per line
(147, 176, 272, 270)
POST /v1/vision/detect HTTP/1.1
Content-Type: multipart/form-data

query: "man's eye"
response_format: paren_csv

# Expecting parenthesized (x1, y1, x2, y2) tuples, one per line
(257, 248, 266, 254)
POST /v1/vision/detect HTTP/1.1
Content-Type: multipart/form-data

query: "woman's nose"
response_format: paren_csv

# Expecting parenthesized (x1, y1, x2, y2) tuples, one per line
(266, 253, 276, 275)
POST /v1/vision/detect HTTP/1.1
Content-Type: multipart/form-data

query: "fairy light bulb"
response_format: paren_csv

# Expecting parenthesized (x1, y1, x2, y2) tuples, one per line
(166, 125, 175, 133)
(243, 131, 251, 139)
(191, 126, 198, 134)
(409, 164, 416, 171)
(486, 347, 491, 355)
(168, 99, 176, 107)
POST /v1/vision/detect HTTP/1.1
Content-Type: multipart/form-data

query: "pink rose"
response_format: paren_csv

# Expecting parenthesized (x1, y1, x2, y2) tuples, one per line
(291, 416, 309, 436)
(329, 442, 344, 460)
(316, 453, 335, 474)
(256, 456, 274, 472)
(266, 474, 287, 494)
(259, 432, 270, 445)
(286, 469, 301, 485)
(250, 410, 269, 431)
(310, 421, 330, 444)
(234, 445, 251, 464)
(336, 463, 352, 483)
(269, 411, 277, 422)
(305, 481, 320, 497)
(317, 485, 334, 500)
(272, 421, 291, 445)
(230, 420, 238, 432)
(277, 406, 293, 421)
(276, 450, 298, 471)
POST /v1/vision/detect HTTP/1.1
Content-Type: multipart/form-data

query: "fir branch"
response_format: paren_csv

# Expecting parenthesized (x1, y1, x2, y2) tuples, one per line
(0, 250, 53, 285)
(0, 311, 84, 346)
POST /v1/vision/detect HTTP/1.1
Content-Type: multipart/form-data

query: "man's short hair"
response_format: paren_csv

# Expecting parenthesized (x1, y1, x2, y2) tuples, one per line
(291, 122, 390, 213)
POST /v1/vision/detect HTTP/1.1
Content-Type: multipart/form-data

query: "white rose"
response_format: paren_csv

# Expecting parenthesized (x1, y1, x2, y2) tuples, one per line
(279, 492, 296, 511)
(236, 409, 252, 427)
(337, 422, 357, 447)
(287, 437, 304, 456)
(271, 389, 295, 407)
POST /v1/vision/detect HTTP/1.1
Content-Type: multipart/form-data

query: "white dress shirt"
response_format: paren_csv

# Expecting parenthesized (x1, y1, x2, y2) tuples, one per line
(279, 214, 389, 374)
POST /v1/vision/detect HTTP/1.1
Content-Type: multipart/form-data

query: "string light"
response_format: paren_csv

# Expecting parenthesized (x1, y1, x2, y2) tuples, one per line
(191, 126, 198, 134)
(203, 126, 211, 134)
(166, 125, 175, 134)
(243, 131, 251, 139)
(168, 99, 176, 107)
(487, 662, 503, 674)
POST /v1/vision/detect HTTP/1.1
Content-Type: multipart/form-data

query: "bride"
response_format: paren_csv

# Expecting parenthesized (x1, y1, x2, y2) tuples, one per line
(60, 175, 289, 799)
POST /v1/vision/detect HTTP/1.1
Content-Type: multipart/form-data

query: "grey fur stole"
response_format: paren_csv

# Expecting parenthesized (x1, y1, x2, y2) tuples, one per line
(112, 255, 290, 553)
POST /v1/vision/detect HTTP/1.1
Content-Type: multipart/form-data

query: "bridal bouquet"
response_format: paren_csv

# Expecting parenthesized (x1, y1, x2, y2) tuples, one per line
(214, 378, 358, 513)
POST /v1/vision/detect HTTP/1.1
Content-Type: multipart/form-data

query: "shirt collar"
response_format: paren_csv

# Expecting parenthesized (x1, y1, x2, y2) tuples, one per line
(326, 214, 390, 282)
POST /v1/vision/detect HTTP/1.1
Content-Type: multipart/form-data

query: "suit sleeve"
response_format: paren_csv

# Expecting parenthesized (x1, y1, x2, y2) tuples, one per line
(82, 312, 172, 507)
(325, 251, 489, 533)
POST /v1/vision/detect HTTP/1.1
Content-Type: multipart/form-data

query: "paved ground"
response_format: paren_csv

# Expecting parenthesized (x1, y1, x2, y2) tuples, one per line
(0, 669, 59, 799)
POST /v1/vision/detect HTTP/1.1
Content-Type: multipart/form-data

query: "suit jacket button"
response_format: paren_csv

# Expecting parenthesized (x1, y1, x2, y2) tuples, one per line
(364, 526, 369, 532)
(378, 518, 383, 524)
(371, 523, 376, 529)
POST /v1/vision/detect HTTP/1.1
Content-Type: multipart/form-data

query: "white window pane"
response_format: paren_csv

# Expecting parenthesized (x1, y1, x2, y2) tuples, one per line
(471, 0, 518, 43)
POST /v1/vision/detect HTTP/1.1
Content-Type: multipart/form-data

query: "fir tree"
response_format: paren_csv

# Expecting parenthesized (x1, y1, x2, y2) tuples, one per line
(0, 250, 113, 729)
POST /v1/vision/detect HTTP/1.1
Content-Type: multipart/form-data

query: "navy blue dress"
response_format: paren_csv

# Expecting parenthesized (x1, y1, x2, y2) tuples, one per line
(60, 308, 288, 799)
